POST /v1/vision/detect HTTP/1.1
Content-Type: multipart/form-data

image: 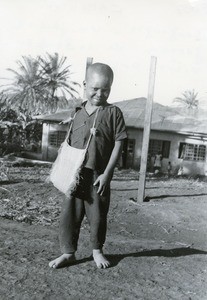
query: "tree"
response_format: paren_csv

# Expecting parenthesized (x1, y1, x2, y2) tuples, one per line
(0, 107, 42, 156)
(173, 90, 199, 110)
(0, 53, 80, 156)
(2, 56, 46, 116)
(0, 92, 9, 109)
(1, 53, 80, 116)
(38, 52, 80, 113)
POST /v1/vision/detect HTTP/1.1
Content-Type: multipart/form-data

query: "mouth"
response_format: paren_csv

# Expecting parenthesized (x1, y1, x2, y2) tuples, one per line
(91, 97, 107, 105)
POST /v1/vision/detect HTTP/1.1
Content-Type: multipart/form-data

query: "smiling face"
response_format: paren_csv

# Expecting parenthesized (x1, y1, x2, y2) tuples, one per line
(84, 63, 114, 106)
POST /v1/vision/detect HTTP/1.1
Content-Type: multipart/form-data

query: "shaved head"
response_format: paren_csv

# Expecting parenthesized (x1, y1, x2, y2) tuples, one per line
(86, 63, 114, 85)
(84, 62, 114, 106)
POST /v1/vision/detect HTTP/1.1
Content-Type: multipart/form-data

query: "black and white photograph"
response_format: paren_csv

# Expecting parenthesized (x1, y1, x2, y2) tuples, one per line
(0, 0, 207, 299)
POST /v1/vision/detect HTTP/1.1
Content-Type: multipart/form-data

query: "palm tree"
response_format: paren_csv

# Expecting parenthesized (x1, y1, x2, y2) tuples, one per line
(1, 53, 80, 116)
(2, 56, 46, 116)
(173, 90, 199, 110)
(39, 52, 80, 113)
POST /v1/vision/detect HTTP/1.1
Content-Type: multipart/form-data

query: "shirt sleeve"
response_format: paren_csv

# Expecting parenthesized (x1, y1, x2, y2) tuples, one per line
(114, 107, 128, 141)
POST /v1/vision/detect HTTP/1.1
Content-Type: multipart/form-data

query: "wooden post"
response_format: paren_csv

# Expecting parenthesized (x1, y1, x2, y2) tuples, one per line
(42, 123, 50, 161)
(137, 56, 157, 202)
(83, 57, 93, 99)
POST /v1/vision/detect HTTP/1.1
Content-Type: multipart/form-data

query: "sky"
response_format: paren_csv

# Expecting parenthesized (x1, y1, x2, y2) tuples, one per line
(0, 0, 207, 107)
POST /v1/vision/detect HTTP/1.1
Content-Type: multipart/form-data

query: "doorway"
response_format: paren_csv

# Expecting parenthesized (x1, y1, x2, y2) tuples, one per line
(122, 138, 135, 169)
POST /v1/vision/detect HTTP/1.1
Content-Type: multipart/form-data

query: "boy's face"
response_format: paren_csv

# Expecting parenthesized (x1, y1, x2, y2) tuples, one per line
(84, 71, 112, 106)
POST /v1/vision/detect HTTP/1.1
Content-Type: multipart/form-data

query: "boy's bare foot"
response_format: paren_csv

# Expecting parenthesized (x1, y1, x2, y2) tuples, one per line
(93, 249, 110, 269)
(49, 253, 76, 269)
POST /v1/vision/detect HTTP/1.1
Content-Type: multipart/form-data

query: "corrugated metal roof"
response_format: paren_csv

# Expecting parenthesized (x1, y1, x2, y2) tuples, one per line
(34, 109, 73, 122)
(115, 98, 207, 135)
(33, 98, 207, 135)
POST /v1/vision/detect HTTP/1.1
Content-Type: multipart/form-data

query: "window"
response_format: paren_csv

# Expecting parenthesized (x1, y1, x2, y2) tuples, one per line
(149, 139, 171, 158)
(178, 142, 206, 161)
(49, 131, 67, 147)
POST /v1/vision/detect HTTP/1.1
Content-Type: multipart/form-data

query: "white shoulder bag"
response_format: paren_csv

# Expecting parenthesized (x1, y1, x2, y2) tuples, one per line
(50, 107, 100, 196)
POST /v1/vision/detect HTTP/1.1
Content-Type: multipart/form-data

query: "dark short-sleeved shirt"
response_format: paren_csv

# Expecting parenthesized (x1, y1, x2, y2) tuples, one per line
(68, 102, 127, 172)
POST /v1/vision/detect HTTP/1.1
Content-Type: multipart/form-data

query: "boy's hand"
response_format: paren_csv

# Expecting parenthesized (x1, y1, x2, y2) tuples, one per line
(93, 174, 111, 196)
(93, 140, 123, 196)
(59, 117, 72, 124)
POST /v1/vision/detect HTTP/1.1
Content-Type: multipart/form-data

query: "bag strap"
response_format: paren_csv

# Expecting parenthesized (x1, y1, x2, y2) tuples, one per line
(85, 107, 100, 151)
(65, 112, 77, 141)
(65, 107, 100, 149)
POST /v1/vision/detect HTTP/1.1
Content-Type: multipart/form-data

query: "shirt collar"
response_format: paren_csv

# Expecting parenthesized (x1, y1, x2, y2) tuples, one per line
(80, 101, 109, 111)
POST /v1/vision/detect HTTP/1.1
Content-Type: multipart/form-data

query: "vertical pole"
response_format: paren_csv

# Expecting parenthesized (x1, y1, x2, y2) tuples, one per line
(42, 123, 50, 161)
(137, 56, 157, 202)
(83, 57, 93, 99)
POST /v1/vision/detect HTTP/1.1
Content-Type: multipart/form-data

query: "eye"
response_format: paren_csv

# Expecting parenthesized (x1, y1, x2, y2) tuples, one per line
(103, 89, 110, 94)
(92, 88, 110, 93)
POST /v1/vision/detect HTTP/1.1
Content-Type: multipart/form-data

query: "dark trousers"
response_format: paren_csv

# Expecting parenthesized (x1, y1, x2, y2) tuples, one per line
(59, 168, 110, 253)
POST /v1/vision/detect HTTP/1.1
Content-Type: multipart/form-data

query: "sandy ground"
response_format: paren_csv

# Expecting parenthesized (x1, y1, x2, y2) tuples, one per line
(0, 166, 207, 300)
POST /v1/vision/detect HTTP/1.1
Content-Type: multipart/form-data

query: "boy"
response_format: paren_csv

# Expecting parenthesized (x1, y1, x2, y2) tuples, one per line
(167, 161, 172, 177)
(49, 63, 127, 269)
(154, 151, 162, 174)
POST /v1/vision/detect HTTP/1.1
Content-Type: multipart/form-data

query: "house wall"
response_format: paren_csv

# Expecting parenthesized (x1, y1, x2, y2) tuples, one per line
(126, 128, 143, 169)
(153, 131, 207, 176)
(168, 135, 207, 176)
(126, 128, 207, 175)
(42, 123, 67, 161)
(42, 123, 207, 175)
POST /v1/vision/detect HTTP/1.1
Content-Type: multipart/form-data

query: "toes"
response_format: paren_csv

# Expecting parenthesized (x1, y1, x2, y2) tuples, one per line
(97, 263, 103, 269)
(103, 262, 110, 269)
(49, 261, 57, 269)
(99, 263, 110, 269)
(49, 261, 55, 268)
(49, 254, 76, 269)
(96, 260, 110, 269)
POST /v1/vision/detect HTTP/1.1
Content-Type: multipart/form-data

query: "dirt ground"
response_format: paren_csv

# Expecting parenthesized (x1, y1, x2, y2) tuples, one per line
(0, 166, 207, 300)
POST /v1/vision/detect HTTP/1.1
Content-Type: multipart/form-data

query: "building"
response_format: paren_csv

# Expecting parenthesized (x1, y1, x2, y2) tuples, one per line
(35, 98, 207, 176)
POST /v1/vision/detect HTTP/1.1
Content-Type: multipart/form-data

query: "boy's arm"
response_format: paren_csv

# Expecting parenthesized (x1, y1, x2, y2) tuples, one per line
(94, 140, 124, 196)
(59, 116, 73, 124)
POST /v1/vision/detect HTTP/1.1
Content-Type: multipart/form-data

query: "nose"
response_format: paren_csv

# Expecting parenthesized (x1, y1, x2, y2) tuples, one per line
(96, 89, 102, 97)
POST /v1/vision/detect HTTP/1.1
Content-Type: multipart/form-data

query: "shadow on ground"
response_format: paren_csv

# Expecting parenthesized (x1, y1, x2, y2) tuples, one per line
(144, 193, 207, 202)
(108, 247, 207, 267)
(58, 247, 207, 269)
